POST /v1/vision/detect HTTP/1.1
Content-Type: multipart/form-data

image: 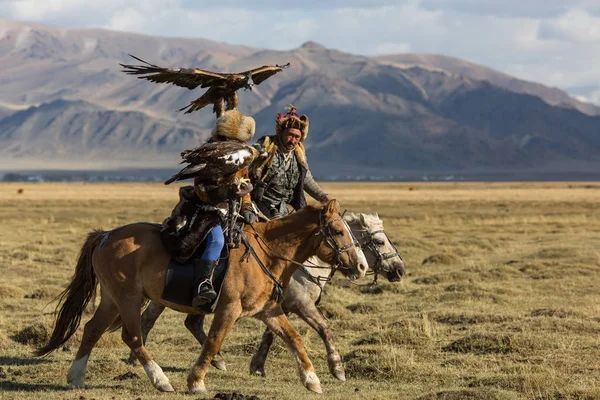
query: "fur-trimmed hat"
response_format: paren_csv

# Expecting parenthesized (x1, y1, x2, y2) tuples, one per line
(275, 104, 309, 142)
(211, 109, 256, 142)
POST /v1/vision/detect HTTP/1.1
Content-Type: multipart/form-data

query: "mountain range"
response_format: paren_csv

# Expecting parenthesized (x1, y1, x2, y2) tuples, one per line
(1, 18, 599, 178)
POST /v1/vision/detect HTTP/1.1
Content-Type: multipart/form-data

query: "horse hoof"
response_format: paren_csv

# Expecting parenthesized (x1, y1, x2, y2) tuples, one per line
(250, 366, 266, 377)
(251, 370, 266, 378)
(188, 387, 209, 396)
(211, 358, 227, 371)
(305, 382, 323, 394)
(188, 381, 208, 396)
(304, 371, 322, 394)
(157, 383, 175, 392)
(333, 370, 346, 382)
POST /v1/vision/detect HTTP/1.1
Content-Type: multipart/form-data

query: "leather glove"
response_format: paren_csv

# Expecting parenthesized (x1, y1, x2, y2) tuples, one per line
(241, 210, 257, 224)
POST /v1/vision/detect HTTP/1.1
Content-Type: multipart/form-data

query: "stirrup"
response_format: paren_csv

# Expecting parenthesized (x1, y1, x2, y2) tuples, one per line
(192, 280, 217, 307)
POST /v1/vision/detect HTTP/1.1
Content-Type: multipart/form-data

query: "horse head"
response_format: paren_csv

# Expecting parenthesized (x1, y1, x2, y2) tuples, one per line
(313, 200, 367, 281)
(346, 212, 405, 282)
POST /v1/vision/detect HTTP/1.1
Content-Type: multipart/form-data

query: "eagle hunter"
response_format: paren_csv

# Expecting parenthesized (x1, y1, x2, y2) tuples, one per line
(120, 55, 290, 116)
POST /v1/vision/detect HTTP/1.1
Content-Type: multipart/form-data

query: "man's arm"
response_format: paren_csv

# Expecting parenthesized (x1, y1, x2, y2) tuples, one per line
(304, 169, 331, 202)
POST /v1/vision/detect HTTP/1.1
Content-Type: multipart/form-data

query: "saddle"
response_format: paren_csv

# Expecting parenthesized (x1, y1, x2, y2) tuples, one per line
(161, 246, 230, 313)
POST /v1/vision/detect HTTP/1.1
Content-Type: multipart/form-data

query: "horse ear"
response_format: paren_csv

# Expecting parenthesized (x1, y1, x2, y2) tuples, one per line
(326, 199, 339, 214)
(359, 213, 366, 224)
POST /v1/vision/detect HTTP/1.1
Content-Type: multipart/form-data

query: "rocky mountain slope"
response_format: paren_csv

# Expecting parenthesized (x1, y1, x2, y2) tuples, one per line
(1, 19, 598, 177)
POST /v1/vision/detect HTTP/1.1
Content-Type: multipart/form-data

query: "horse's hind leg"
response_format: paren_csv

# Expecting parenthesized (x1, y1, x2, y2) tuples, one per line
(119, 299, 174, 392)
(67, 293, 118, 388)
(127, 301, 166, 365)
(184, 314, 227, 371)
(261, 308, 322, 394)
(249, 327, 275, 377)
(296, 302, 346, 381)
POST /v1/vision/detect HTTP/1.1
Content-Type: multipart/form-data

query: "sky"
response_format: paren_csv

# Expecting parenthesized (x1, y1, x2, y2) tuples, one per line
(2, 0, 600, 103)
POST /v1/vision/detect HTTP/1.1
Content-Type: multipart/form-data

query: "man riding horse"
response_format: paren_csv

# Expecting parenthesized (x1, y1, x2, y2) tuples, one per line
(162, 109, 259, 307)
(251, 105, 332, 219)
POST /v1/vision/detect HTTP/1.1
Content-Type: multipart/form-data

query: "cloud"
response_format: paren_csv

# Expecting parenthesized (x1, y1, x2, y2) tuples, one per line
(538, 9, 600, 43)
(420, 0, 600, 18)
(374, 42, 412, 54)
(2, 0, 600, 101)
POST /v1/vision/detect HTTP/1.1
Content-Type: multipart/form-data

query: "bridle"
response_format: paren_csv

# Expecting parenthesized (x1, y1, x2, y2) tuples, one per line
(357, 227, 402, 285)
(242, 207, 362, 301)
(362, 228, 402, 270)
(315, 209, 361, 271)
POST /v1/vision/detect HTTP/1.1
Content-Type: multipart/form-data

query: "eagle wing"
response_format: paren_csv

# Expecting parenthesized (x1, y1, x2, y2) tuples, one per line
(121, 55, 290, 114)
(120, 55, 234, 90)
(165, 141, 258, 185)
(239, 63, 290, 85)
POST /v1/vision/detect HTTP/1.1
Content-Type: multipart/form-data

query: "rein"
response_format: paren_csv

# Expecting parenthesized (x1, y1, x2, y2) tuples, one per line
(247, 209, 359, 272)
(240, 232, 284, 302)
(239, 208, 360, 302)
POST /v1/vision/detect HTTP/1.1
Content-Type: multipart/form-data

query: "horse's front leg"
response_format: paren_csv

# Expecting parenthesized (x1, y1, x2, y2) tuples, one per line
(127, 300, 166, 365)
(184, 313, 227, 370)
(296, 301, 346, 381)
(187, 303, 242, 395)
(249, 326, 275, 377)
(260, 306, 322, 394)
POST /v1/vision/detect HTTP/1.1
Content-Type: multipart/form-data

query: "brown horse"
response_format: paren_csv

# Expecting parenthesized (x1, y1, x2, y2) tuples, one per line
(36, 200, 366, 395)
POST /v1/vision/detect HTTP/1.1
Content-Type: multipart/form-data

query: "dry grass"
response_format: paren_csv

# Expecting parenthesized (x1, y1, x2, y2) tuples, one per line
(1, 182, 600, 399)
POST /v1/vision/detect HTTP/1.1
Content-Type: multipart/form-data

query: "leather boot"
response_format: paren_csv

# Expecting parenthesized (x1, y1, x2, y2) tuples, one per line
(192, 259, 218, 308)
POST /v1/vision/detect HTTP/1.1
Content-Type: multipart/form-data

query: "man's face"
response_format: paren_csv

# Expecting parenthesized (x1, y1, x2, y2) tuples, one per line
(280, 128, 302, 150)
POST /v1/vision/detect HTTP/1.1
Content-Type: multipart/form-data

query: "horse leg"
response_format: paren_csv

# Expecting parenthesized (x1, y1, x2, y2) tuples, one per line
(119, 299, 174, 392)
(249, 327, 275, 377)
(187, 304, 241, 395)
(127, 300, 166, 365)
(184, 314, 227, 371)
(261, 310, 322, 394)
(296, 302, 346, 381)
(67, 294, 118, 388)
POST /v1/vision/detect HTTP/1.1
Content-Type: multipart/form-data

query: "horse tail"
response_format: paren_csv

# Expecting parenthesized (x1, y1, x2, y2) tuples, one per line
(35, 229, 106, 357)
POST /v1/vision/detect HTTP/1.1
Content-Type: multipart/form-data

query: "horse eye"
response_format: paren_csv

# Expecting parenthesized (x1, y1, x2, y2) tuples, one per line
(336, 230, 344, 236)
(374, 239, 385, 246)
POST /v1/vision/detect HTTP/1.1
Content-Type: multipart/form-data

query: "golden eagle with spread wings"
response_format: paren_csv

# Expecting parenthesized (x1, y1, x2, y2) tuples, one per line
(120, 55, 290, 116)
(164, 140, 260, 186)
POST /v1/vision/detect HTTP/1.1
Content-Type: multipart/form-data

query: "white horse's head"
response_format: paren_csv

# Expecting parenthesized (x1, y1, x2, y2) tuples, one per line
(344, 212, 405, 282)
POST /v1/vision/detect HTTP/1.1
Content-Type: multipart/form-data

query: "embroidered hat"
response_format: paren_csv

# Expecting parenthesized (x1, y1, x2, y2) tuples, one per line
(275, 104, 309, 141)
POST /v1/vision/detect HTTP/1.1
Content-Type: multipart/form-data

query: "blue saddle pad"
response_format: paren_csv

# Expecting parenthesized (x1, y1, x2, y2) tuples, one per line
(161, 248, 229, 313)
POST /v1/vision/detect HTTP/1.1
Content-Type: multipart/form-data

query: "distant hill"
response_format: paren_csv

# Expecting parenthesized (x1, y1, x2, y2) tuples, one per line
(0, 99, 202, 168)
(375, 53, 600, 116)
(1, 19, 599, 178)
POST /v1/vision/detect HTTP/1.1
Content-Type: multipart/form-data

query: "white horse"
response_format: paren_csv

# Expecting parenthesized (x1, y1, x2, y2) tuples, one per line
(128, 212, 405, 381)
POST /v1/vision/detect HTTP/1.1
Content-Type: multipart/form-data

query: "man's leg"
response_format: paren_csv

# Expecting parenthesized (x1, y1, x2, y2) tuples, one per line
(192, 225, 224, 307)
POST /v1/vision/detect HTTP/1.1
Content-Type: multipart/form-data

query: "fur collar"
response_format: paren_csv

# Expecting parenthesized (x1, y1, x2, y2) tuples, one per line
(252, 135, 307, 181)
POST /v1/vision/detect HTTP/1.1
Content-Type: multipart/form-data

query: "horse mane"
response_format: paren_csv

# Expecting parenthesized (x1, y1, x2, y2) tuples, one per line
(344, 212, 383, 230)
(260, 204, 323, 241)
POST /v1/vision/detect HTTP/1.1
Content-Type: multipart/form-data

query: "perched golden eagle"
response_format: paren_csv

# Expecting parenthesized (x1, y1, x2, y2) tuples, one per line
(120, 55, 290, 116)
(164, 140, 259, 185)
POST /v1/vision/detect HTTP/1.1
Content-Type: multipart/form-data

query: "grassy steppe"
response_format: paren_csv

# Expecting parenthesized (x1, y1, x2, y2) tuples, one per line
(1, 182, 599, 400)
